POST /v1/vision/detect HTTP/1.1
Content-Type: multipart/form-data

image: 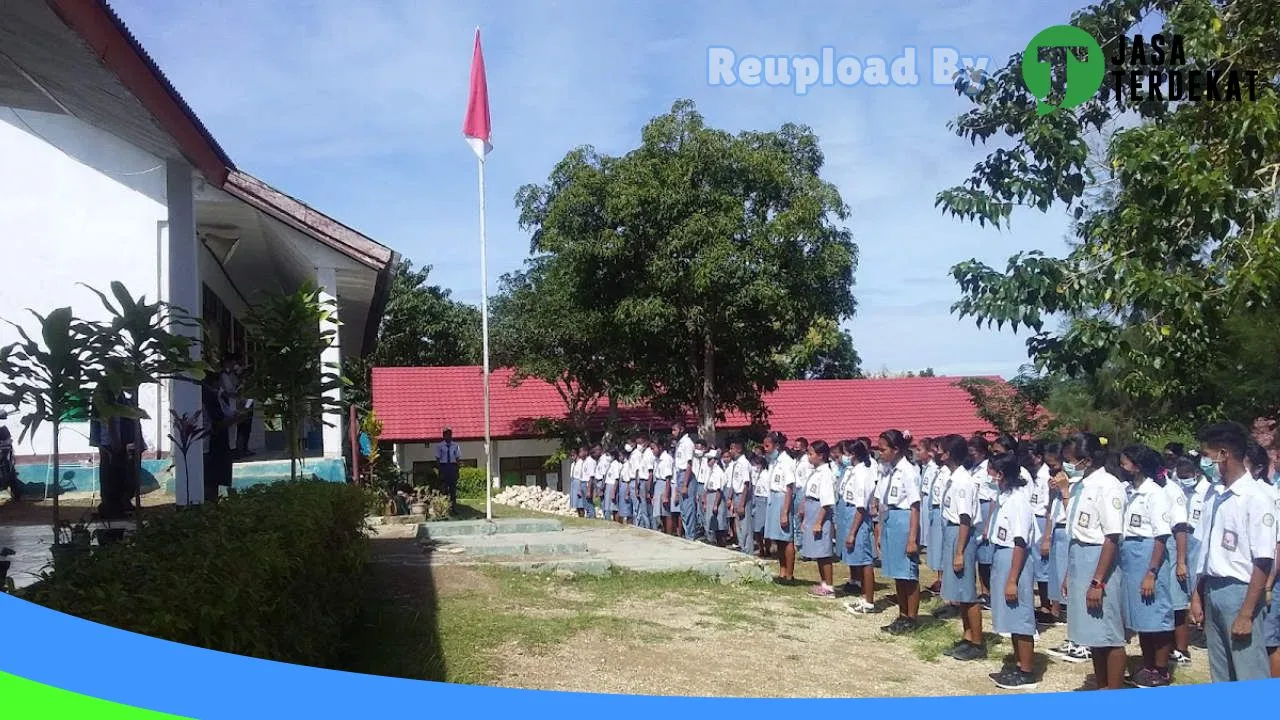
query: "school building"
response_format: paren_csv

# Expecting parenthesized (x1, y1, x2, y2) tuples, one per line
(372, 366, 1001, 490)
(0, 1, 397, 502)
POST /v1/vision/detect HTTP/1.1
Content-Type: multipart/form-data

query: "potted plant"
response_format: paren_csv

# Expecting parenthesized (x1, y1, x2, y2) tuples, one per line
(168, 409, 210, 510)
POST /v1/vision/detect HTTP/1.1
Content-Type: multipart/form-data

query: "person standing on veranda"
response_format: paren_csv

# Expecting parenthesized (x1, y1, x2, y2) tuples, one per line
(436, 428, 462, 514)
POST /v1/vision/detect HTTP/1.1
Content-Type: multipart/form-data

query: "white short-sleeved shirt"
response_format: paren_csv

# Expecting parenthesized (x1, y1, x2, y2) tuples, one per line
(1196, 474, 1278, 583)
(804, 464, 837, 506)
(919, 462, 939, 498)
(629, 449, 645, 480)
(1182, 478, 1211, 530)
(1049, 479, 1083, 525)
(1160, 480, 1189, 530)
(768, 453, 797, 493)
(1068, 468, 1127, 545)
(570, 458, 583, 482)
(706, 463, 726, 492)
(795, 456, 815, 488)
(1123, 479, 1173, 539)
(604, 457, 621, 484)
(641, 449, 656, 479)
(581, 456, 598, 483)
(974, 459, 996, 501)
(942, 466, 982, 525)
(1029, 465, 1051, 518)
(674, 434, 695, 474)
(595, 455, 613, 481)
(989, 488, 1038, 549)
(435, 441, 462, 465)
(839, 463, 875, 510)
(655, 452, 674, 479)
(753, 464, 771, 498)
(731, 456, 751, 494)
(883, 458, 922, 510)
(931, 466, 950, 507)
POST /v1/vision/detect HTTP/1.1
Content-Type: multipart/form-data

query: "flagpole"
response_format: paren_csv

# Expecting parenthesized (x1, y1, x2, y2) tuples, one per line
(478, 153, 493, 523)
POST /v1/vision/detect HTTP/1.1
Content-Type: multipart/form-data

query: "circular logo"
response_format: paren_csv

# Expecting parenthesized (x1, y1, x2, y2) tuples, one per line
(1021, 25, 1106, 115)
(1265, 514, 1275, 528)
(953, 67, 988, 99)
(1112, 497, 1122, 510)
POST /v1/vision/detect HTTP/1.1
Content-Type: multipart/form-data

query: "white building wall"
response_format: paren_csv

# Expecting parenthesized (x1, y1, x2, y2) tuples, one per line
(0, 112, 168, 460)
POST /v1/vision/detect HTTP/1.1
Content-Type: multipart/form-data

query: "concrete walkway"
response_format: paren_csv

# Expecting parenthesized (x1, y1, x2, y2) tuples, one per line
(373, 519, 771, 583)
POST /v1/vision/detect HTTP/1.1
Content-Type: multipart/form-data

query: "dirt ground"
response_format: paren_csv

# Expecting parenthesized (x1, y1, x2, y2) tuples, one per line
(357, 533, 1211, 698)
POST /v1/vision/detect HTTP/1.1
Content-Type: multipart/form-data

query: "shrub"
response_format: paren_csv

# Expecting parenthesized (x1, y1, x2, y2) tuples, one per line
(20, 481, 368, 668)
(457, 467, 486, 498)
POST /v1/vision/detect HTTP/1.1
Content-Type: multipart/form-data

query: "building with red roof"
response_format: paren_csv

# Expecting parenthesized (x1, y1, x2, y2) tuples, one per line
(373, 366, 1000, 489)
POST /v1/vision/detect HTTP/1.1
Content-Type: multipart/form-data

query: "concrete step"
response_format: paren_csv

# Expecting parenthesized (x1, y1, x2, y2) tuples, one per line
(416, 518, 563, 540)
(432, 556, 612, 576)
(423, 532, 588, 558)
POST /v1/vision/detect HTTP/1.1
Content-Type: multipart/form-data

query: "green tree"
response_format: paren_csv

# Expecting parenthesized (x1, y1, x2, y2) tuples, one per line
(938, 0, 1280, 431)
(345, 259, 480, 409)
(516, 99, 858, 438)
(783, 319, 863, 380)
(241, 283, 344, 481)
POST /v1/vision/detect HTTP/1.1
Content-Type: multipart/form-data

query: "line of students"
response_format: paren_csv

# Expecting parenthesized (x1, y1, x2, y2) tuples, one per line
(566, 421, 1280, 691)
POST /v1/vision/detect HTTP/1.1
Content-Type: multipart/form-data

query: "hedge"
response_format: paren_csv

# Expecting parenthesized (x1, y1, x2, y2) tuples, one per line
(20, 481, 369, 668)
(457, 467, 486, 498)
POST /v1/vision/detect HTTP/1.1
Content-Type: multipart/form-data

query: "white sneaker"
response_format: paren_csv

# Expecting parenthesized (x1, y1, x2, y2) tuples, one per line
(1045, 641, 1073, 660)
(845, 598, 875, 615)
(1060, 642, 1091, 664)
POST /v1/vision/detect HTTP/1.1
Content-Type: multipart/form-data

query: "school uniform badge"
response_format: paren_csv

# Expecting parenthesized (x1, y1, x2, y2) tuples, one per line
(1078, 512, 1091, 527)
(1111, 497, 1122, 510)
(997, 527, 1007, 541)
(1221, 530, 1238, 552)
(1265, 514, 1275, 528)
(1129, 514, 1142, 528)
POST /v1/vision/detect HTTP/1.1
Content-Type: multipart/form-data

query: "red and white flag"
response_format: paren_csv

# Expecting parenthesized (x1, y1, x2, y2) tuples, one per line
(463, 28, 492, 159)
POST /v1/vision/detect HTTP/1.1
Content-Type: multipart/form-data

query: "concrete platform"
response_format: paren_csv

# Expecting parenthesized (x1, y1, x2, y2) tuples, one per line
(417, 518, 563, 540)
(424, 532, 590, 557)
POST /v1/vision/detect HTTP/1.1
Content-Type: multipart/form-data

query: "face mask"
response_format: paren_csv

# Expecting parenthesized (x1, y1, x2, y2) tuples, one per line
(624, 443, 634, 453)
(769, 449, 780, 462)
(694, 450, 704, 459)
(1177, 474, 1198, 489)
(1199, 456, 1221, 483)
(841, 456, 852, 467)
(1062, 462, 1082, 479)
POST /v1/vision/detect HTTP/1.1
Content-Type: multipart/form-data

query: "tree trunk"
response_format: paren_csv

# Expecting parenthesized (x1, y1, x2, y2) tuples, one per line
(604, 395, 620, 447)
(698, 331, 716, 444)
(286, 416, 298, 482)
(51, 420, 60, 543)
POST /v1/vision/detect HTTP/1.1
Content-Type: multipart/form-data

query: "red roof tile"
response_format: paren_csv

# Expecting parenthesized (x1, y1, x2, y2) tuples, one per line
(373, 366, 1001, 443)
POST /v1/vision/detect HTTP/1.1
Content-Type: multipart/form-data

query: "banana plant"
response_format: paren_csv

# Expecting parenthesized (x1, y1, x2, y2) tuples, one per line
(241, 282, 347, 482)
(0, 307, 97, 542)
(80, 282, 206, 516)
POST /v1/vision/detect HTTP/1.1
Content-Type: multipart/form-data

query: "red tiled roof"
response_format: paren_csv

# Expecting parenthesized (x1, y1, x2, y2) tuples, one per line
(373, 366, 1000, 443)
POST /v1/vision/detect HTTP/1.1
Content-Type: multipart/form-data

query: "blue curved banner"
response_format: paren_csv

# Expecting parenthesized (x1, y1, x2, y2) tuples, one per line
(0, 593, 1272, 717)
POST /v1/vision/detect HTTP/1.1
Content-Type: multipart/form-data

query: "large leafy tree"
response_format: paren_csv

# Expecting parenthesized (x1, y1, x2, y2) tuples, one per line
(783, 319, 863, 380)
(515, 100, 858, 437)
(346, 259, 481, 409)
(938, 0, 1280, 430)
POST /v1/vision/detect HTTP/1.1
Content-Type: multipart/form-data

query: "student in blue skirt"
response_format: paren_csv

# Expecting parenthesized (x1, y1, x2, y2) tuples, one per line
(1024, 442, 1054, 621)
(928, 438, 951, 602)
(571, 446, 589, 518)
(585, 444, 603, 519)
(986, 452, 1040, 689)
(704, 448, 729, 546)
(602, 446, 621, 522)
(938, 434, 984, 659)
(728, 441, 753, 554)
(1190, 422, 1276, 683)
(877, 429, 923, 634)
(1062, 433, 1128, 690)
(1243, 444, 1280, 678)
(1118, 444, 1176, 688)
(750, 452, 771, 559)
(915, 438, 938, 557)
(763, 431, 798, 583)
(832, 441, 855, 592)
(1043, 442, 1091, 663)
(1171, 457, 1208, 666)
(969, 436, 995, 607)
(800, 440, 838, 597)
(843, 439, 879, 613)
(654, 438, 674, 532)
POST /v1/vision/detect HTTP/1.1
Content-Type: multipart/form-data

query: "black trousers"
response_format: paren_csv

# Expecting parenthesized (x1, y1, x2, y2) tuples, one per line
(440, 464, 459, 509)
(236, 412, 253, 452)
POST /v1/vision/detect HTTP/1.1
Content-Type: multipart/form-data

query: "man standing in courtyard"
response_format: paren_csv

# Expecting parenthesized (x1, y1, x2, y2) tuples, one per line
(436, 428, 462, 515)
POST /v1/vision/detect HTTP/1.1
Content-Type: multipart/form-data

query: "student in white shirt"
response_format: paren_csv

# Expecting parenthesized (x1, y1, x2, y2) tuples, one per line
(671, 424, 695, 538)
(592, 446, 612, 520)
(1118, 445, 1176, 688)
(1242, 443, 1280, 678)
(763, 431, 798, 583)
(1191, 422, 1276, 683)
(728, 440, 753, 554)
(1062, 433, 1128, 690)
(1170, 456, 1209, 666)
(569, 447, 585, 517)
(750, 453, 771, 559)
(927, 439, 951, 586)
(654, 440, 675, 530)
(601, 447, 621, 522)
(791, 437, 814, 550)
(877, 429, 923, 635)
(986, 452, 1040, 690)
(1024, 442, 1054, 617)
(969, 435, 995, 607)
(841, 440, 879, 614)
(579, 446, 599, 519)
(636, 437, 657, 531)
(435, 428, 463, 513)
(938, 434, 984, 658)
(704, 449, 729, 545)
(799, 441, 838, 597)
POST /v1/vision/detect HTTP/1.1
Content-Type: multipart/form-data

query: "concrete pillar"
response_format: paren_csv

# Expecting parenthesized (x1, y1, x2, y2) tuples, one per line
(166, 161, 204, 504)
(315, 266, 343, 459)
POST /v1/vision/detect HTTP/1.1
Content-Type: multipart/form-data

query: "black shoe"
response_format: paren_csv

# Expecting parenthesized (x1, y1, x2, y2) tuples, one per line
(1034, 609, 1058, 625)
(979, 594, 992, 611)
(953, 642, 988, 661)
(991, 668, 1038, 690)
(943, 640, 970, 657)
(841, 581, 861, 594)
(933, 604, 960, 619)
(882, 616, 918, 636)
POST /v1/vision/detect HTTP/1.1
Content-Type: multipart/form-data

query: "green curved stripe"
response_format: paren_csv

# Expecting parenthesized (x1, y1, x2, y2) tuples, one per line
(0, 671, 191, 718)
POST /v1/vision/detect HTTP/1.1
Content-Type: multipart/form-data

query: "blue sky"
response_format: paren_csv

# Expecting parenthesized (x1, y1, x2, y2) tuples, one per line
(110, 0, 1087, 379)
